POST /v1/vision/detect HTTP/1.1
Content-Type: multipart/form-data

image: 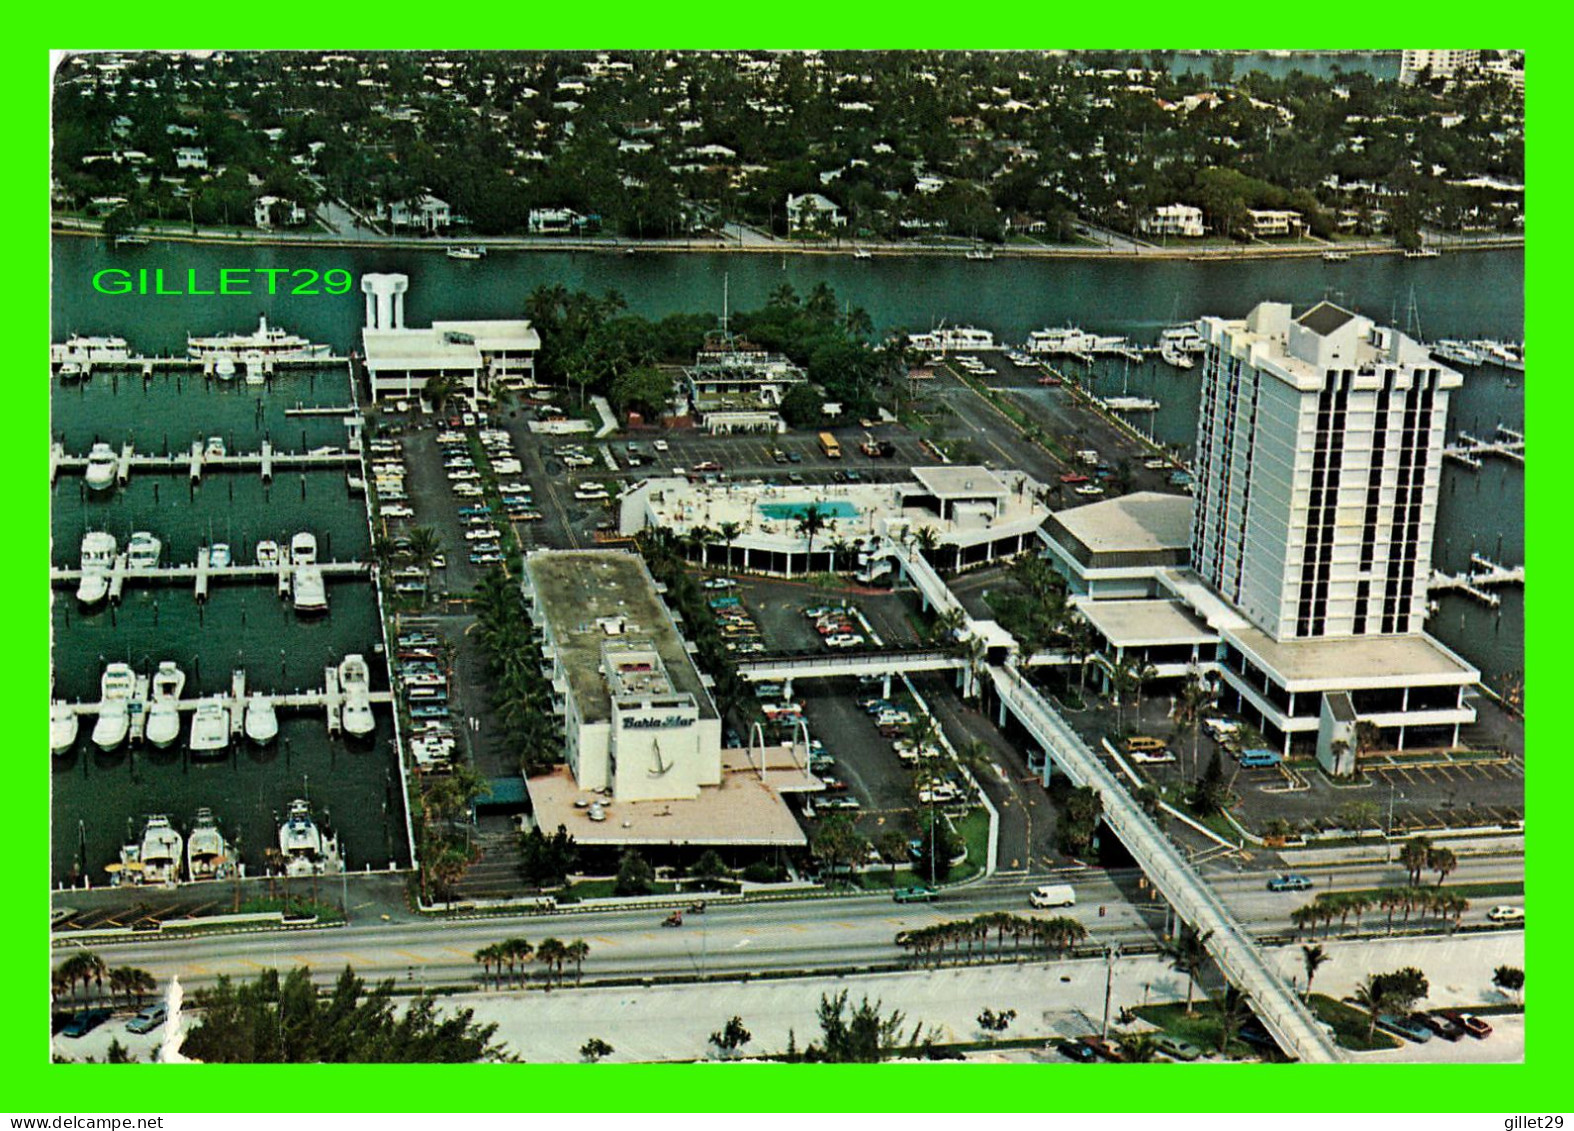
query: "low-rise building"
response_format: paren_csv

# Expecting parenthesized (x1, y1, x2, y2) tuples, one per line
(383, 194, 450, 232)
(1245, 209, 1304, 238)
(174, 146, 208, 170)
(683, 336, 807, 434)
(1140, 203, 1205, 238)
(253, 195, 306, 229)
(785, 192, 846, 234)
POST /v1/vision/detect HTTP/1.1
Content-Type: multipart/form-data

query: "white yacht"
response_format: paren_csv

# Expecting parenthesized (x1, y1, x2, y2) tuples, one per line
(186, 808, 233, 882)
(1160, 324, 1206, 354)
(289, 532, 318, 565)
(92, 662, 136, 750)
(50, 703, 79, 755)
(76, 531, 118, 605)
(1103, 395, 1161, 412)
(145, 662, 187, 749)
(242, 349, 269, 385)
(907, 325, 997, 354)
(278, 798, 342, 877)
(136, 816, 184, 885)
(187, 314, 331, 361)
(1024, 327, 1096, 355)
(1432, 339, 1485, 368)
(338, 654, 376, 738)
(244, 693, 278, 745)
(126, 531, 162, 569)
(84, 443, 118, 492)
(57, 360, 86, 382)
(52, 334, 130, 366)
(213, 353, 237, 381)
(188, 698, 231, 756)
(204, 436, 227, 459)
(1159, 339, 1195, 368)
(293, 565, 328, 616)
(963, 246, 995, 261)
(208, 543, 232, 569)
(446, 246, 486, 260)
(256, 540, 282, 568)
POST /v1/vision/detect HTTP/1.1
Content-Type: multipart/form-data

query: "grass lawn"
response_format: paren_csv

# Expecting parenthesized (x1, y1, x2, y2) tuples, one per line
(949, 807, 992, 883)
(1132, 1002, 1243, 1059)
(1308, 994, 1402, 1051)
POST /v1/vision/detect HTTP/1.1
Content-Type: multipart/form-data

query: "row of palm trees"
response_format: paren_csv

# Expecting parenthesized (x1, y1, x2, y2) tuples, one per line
(895, 913, 1088, 967)
(473, 566, 562, 774)
(1290, 887, 1470, 938)
(52, 952, 157, 1008)
(472, 937, 590, 990)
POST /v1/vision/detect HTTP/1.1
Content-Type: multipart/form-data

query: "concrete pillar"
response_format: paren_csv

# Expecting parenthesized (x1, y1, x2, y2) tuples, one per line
(364, 290, 375, 330)
(882, 672, 892, 699)
(781, 678, 793, 701)
(1397, 725, 1406, 751)
(394, 291, 405, 329)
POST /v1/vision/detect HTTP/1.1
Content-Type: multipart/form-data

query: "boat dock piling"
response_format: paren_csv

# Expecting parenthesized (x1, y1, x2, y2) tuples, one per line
(116, 443, 134, 486)
(50, 443, 64, 485)
(277, 564, 293, 599)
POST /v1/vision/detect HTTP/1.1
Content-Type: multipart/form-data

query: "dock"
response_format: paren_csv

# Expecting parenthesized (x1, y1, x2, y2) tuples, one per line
(229, 670, 247, 738)
(126, 674, 150, 745)
(323, 665, 342, 736)
(51, 559, 370, 602)
(59, 354, 349, 379)
(1428, 553, 1524, 608)
(54, 443, 360, 487)
(1444, 424, 1524, 469)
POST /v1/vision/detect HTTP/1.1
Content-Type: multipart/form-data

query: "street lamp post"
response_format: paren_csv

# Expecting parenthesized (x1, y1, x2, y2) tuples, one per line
(1101, 944, 1122, 1040)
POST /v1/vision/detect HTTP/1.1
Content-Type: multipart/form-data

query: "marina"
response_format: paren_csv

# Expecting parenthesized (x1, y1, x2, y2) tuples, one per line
(51, 342, 409, 886)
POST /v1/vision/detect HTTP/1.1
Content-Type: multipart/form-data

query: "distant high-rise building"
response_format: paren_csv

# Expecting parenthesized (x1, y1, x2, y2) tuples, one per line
(1192, 301, 1462, 642)
(1399, 50, 1480, 84)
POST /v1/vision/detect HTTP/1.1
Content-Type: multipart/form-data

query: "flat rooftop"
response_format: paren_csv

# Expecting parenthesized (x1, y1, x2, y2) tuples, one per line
(910, 465, 1010, 500)
(430, 319, 541, 352)
(363, 327, 481, 370)
(1053, 492, 1193, 554)
(525, 550, 717, 724)
(526, 758, 808, 847)
(1077, 598, 1217, 648)
(1225, 624, 1480, 692)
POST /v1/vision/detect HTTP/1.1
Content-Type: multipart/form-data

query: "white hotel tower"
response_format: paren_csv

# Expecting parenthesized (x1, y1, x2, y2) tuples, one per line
(1191, 301, 1478, 771)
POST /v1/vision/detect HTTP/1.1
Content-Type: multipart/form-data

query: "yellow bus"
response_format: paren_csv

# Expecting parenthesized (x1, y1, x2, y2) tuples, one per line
(819, 432, 842, 458)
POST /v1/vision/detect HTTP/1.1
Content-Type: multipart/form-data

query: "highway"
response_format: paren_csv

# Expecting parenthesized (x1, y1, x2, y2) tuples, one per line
(64, 857, 1522, 996)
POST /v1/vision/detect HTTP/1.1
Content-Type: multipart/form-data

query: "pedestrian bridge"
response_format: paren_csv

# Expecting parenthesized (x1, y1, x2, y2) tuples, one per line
(736, 648, 964, 683)
(986, 663, 1342, 1063)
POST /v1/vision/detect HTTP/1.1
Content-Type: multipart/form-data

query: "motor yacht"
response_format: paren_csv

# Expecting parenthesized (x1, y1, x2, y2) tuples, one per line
(187, 314, 330, 361)
(50, 703, 79, 755)
(339, 654, 376, 738)
(242, 350, 268, 385)
(135, 816, 183, 885)
(126, 531, 162, 569)
(84, 443, 118, 492)
(188, 698, 231, 756)
(91, 662, 136, 750)
(214, 353, 237, 381)
(293, 565, 328, 616)
(278, 798, 342, 877)
(186, 808, 233, 882)
(204, 436, 227, 459)
(76, 531, 118, 605)
(446, 246, 486, 260)
(244, 693, 278, 745)
(289, 532, 318, 565)
(256, 540, 282, 568)
(145, 661, 186, 749)
(207, 543, 232, 569)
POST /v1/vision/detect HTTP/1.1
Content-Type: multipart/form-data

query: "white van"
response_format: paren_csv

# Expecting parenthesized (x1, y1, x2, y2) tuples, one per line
(1029, 883, 1076, 909)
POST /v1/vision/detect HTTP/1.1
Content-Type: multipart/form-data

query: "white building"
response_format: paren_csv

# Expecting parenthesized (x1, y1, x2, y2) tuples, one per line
(174, 147, 208, 170)
(358, 274, 540, 403)
(1245, 209, 1304, 238)
(683, 337, 808, 434)
(383, 194, 450, 232)
(785, 192, 846, 234)
(528, 207, 583, 234)
(253, 195, 306, 229)
(620, 466, 1052, 576)
(1140, 203, 1205, 238)
(1400, 50, 1481, 85)
(520, 550, 808, 849)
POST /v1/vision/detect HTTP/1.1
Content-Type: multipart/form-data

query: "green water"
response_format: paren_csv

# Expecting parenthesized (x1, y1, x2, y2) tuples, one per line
(50, 364, 410, 884)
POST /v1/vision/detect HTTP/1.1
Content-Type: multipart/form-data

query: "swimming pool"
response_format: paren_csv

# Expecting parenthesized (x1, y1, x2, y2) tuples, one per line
(758, 500, 861, 522)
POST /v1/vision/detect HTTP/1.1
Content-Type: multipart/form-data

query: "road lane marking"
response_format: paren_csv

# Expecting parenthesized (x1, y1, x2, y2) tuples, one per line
(397, 949, 434, 964)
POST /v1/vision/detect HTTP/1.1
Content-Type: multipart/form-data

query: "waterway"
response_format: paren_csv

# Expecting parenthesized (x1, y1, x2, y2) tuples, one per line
(50, 360, 410, 884)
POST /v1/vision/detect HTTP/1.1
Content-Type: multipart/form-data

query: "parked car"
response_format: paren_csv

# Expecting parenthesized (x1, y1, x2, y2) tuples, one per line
(1081, 1035, 1125, 1062)
(61, 1009, 113, 1038)
(1129, 747, 1177, 764)
(653, 439, 669, 452)
(1376, 1014, 1433, 1043)
(1124, 736, 1166, 754)
(1154, 1035, 1202, 1061)
(892, 885, 938, 904)
(1440, 1011, 1493, 1039)
(703, 578, 737, 590)
(1057, 1040, 1099, 1063)
(1417, 1012, 1464, 1042)
(126, 1004, 168, 1034)
(692, 461, 723, 473)
(1238, 748, 1282, 768)
(1267, 874, 1314, 893)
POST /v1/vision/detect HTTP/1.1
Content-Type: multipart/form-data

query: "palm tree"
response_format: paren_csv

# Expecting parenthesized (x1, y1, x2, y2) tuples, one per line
(564, 939, 590, 986)
(793, 504, 829, 570)
(1172, 674, 1215, 777)
(1162, 926, 1213, 1014)
(1123, 1033, 1159, 1063)
(1428, 845, 1458, 887)
(407, 525, 443, 574)
(1130, 659, 1159, 717)
(913, 525, 940, 560)
(1301, 944, 1329, 1000)
(112, 966, 156, 1009)
(474, 943, 497, 988)
(1215, 985, 1253, 1055)
(536, 937, 566, 989)
(1400, 836, 1433, 886)
(1108, 655, 1141, 731)
(716, 521, 743, 571)
(1062, 613, 1098, 698)
(504, 937, 534, 988)
(423, 374, 460, 416)
(1352, 975, 1394, 1040)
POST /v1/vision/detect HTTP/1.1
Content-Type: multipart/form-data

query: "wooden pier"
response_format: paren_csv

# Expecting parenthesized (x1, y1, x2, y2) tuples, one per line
(51, 559, 371, 602)
(54, 442, 360, 487)
(1428, 553, 1524, 608)
(1444, 424, 1525, 470)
